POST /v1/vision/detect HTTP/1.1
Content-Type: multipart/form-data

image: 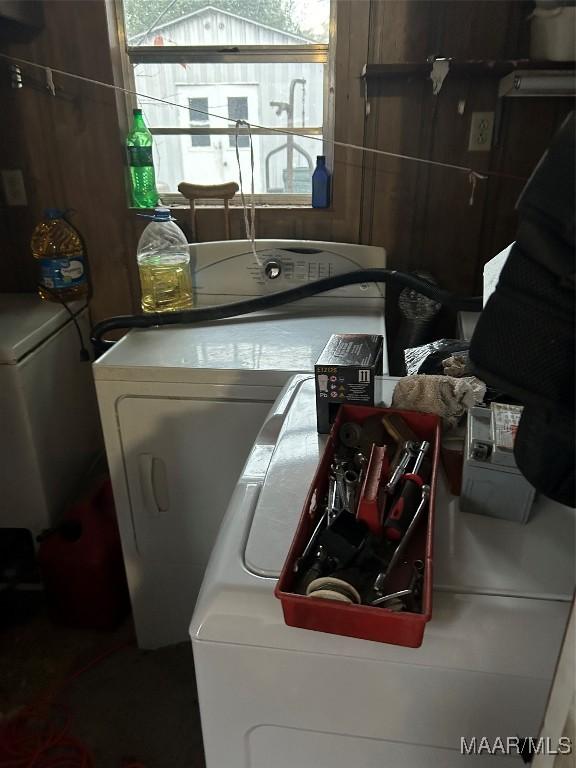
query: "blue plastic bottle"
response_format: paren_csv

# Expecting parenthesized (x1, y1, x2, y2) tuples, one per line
(312, 156, 331, 208)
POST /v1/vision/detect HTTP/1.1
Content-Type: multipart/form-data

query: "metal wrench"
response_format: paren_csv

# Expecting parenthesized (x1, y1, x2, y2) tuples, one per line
(373, 484, 430, 593)
(371, 588, 413, 607)
(327, 474, 342, 524)
(333, 464, 348, 513)
(385, 441, 418, 494)
(411, 441, 429, 476)
(344, 469, 359, 513)
(294, 509, 328, 571)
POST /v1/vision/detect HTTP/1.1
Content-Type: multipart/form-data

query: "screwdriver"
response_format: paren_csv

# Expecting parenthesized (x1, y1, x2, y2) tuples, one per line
(383, 441, 429, 541)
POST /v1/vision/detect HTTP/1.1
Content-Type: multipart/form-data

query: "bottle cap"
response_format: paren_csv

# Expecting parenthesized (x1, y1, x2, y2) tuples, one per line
(154, 207, 172, 220)
(137, 206, 176, 222)
(44, 208, 64, 219)
(316, 155, 326, 163)
(133, 108, 143, 115)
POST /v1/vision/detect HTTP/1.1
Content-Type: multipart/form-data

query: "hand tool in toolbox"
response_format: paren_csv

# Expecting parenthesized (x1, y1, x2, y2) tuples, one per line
(373, 485, 430, 600)
(356, 444, 389, 535)
(383, 441, 430, 541)
(292, 411, 432, 614)
(381, 413, 420, 466)
(275, 403, 440, 648)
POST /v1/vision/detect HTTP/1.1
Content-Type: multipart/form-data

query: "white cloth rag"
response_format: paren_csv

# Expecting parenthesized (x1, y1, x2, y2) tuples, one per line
(392, 375, 486, 428)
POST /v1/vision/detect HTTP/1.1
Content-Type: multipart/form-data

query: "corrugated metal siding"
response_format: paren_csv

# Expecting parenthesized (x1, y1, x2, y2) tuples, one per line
(140, 9, 308, 47)
(134, 9, 323, 193)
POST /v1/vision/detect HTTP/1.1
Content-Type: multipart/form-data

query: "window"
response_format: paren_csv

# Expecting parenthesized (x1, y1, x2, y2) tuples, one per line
(118, 0, 331, 203)
(228, 97, 248, 148)
(188, 98, 210, 147)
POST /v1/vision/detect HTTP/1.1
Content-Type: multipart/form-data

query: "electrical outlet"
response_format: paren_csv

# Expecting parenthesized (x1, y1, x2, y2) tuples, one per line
(1, 169, 28, 206)
(468, 111, 494, 152)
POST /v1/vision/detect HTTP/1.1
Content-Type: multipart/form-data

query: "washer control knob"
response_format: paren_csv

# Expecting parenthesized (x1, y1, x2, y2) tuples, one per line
(264, 260, 282, 280)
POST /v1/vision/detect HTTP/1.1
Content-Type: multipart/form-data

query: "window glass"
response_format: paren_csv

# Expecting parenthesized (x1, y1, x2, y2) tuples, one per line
(134, 62, 324, 131)
(150, 133, 321, 195)
(123, 0, 330, 46)
(228, 96, 249, 147)
(188, 97, 210, 147)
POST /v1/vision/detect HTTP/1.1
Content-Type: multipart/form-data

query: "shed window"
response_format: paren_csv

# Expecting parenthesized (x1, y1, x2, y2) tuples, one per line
(188, 98, 210, 148)
(228, 97, 249, 148)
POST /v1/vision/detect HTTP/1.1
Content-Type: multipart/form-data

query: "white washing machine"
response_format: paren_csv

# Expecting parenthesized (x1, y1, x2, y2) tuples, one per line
(190, 375, 575, 768)
(93, 240, 388, 649)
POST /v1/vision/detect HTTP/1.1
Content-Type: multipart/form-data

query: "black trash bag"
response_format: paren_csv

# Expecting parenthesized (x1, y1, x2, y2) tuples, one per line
(470, 112, 575, 507)
(404, 339, 470, 376)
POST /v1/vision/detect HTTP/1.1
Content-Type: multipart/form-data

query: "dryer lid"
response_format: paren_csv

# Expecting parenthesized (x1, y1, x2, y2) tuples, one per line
(243, 377, 399, 578)
(244, 379, 324, 577)
(242, 376, 576, 598)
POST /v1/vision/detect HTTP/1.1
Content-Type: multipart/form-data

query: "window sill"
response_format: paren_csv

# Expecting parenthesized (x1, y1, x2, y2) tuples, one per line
(128, 204, 334, 213)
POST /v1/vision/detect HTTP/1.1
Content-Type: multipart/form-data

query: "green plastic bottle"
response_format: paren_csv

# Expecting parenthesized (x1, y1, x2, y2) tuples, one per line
(126, 108, 158, 208)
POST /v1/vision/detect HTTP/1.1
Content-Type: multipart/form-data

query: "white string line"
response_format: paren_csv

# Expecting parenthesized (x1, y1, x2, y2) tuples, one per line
(1, 50, 501, 186)
(234, 120, 258, 260)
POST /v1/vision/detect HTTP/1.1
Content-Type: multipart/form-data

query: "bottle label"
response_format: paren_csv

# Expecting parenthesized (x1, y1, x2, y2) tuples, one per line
(128, 146, 153, 167)
(39, 256, 86, 289)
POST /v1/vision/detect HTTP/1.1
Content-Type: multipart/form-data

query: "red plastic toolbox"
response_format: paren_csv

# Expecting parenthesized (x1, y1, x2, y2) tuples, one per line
(275, 404, 441, 648)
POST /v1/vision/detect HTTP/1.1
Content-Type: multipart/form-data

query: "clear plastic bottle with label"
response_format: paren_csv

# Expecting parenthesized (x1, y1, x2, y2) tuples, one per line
(137, 207, 194, 313)
(31, 209, 89, 302)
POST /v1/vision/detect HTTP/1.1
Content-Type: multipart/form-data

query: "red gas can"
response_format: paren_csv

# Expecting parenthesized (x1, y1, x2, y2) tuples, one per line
(38, 477, 130, 629)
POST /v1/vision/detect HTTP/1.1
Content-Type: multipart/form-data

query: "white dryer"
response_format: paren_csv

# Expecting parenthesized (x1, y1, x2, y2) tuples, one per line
(94, 240, 388, 649)
(190, 375, 575, 768)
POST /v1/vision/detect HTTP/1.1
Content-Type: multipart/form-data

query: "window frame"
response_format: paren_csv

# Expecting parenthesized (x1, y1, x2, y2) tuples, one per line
(114, 1, 333, 207)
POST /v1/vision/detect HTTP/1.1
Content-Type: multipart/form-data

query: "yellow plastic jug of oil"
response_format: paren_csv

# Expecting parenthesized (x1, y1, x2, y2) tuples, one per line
(31, 209, 88, 302)
(136, 207, 193, 313)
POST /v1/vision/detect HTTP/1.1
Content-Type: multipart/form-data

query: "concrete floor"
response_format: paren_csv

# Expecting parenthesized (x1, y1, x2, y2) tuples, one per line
(0, 603, 206, 768)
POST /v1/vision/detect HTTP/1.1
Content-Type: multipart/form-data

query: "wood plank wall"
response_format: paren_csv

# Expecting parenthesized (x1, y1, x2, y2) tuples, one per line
(0, 0, 140, 317)
(361, 0, 572, 295)
(0, 0, 572, 326)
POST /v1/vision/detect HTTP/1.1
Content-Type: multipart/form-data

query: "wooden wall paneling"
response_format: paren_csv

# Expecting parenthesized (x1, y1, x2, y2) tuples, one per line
(404, 80, 439, 274)
(361, 77, 426, 264)
(0, 0, 137, 323)
(0, 81, 36, 292)
(433, 1, 524, 60)
(360, 0, 439, 261)
(411, 77, 497, 294)
(501, 0, 532, 58)
(328, 0, 371, 244)
(368, 0, 438, 64)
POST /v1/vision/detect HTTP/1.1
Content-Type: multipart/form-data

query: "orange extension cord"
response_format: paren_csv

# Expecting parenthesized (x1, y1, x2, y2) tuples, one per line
(0, 641, 146, 768)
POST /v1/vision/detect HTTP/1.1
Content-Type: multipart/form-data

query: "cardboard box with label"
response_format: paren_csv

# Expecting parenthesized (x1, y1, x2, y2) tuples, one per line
(315, 334, 383, 433)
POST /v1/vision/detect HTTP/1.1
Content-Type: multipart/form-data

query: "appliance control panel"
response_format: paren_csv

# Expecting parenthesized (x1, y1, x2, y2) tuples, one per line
(248, 250, 337, 286)
(192, 241, 386, 304)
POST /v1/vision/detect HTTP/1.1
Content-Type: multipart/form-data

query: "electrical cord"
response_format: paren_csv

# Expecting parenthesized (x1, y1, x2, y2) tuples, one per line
(38, 285, 91, 362)
(90, 269, 482, 354)
(0, 640, 147, 767)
